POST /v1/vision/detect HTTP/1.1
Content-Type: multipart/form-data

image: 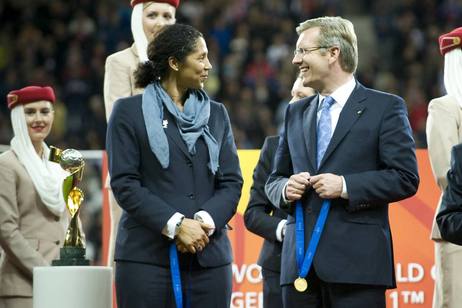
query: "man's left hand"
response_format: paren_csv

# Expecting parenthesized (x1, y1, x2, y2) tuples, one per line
(310, 173, 343, 199)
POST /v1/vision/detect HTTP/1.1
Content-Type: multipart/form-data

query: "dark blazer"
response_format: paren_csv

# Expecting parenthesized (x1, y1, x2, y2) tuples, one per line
(244, 135, 287, 272)
(265, 82, 419, 288)
(106, 94, 243, 268)
(436, 143, 462, 245)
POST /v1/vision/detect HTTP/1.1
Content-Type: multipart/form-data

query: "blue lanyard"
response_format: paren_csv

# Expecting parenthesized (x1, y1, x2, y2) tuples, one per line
(169, 243, 183, 308)
(295, 199, 331, 278)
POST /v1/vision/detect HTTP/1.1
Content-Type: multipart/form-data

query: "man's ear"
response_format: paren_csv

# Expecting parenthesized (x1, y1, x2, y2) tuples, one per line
(328, 46, 340, 64)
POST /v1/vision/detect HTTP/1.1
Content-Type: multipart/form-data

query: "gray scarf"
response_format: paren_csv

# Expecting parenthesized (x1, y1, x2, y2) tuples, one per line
(142, 82, 219, 174)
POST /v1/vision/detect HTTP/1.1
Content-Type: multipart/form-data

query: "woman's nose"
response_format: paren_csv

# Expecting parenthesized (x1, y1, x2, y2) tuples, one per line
(33, 111, 44, 121)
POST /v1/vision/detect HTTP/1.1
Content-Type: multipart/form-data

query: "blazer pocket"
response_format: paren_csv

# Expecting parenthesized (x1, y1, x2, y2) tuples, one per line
(343, 202, 385, 225)
(344, 215, 381, 225)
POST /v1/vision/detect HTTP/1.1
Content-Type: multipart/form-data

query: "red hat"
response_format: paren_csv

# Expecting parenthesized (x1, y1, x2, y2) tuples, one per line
(130, 0, 179, 8)
(439, 27, 462, 56)
(7, 86, 56, 109)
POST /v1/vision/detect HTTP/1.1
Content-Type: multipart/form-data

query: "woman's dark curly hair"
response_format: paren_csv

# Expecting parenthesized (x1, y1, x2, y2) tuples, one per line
(135, 24, 203, 88)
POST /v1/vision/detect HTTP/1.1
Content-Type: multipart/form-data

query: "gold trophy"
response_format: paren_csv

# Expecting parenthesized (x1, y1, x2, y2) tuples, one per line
(49, 146, 90, 266)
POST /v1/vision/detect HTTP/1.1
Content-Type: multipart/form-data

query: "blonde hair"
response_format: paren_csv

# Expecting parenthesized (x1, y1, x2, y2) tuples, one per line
(296, 16, 358, 73)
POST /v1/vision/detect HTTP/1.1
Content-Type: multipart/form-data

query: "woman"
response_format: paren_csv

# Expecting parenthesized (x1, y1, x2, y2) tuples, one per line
(103, 0, 179, 266)
(106, 24, 242, 308)
(426, 27, 462, 308)
(0, 86, 67, 308)
(104, 0, 179, 115)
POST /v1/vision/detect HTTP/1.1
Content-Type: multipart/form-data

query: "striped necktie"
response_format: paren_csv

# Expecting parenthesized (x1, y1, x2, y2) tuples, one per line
(316, 96, 335, 168)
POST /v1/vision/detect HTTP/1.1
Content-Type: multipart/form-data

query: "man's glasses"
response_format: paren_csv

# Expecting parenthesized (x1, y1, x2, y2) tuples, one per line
(293, 46, 330, 56)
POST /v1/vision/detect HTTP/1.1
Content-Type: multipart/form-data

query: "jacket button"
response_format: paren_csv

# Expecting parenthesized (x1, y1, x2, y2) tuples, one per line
(187, 162, 192, 167)
(188, 193, 195, 200)
(55, 240, 60, 245)
(306, 207, 312, 214)
(55, 217, 60, 221)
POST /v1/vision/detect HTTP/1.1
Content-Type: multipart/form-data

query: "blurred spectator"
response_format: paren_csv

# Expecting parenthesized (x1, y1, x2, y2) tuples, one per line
(0, 0, 457, 150)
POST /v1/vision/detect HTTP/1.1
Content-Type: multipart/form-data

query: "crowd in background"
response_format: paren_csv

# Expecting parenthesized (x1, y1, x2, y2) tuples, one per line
(0, 0, 461, 263)
(1, 0, 461, 149)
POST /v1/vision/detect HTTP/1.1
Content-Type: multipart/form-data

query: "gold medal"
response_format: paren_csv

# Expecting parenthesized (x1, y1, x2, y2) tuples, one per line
(294, 277, 308, 292)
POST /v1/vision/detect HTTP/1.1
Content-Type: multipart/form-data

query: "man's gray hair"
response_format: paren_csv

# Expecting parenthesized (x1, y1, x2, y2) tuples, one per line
(296, 16, 358, 73)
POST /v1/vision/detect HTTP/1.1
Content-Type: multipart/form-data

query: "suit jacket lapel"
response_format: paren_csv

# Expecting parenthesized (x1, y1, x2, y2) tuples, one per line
(302, 96, 318, 171)
(318, 83, 367, 169)
(163, 110, 192, 159)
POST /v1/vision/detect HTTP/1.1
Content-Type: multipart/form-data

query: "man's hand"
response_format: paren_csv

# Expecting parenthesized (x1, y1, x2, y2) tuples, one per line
(285, 172, 311, 202)
(175, 218, 209, 254)
(310, 173, 343, 199)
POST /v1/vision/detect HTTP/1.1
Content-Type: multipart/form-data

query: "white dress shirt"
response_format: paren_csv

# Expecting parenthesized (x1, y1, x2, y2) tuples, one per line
(317, 77, 356, 135)
(162, 211, 215, 239)
(282, 77, 357, 202)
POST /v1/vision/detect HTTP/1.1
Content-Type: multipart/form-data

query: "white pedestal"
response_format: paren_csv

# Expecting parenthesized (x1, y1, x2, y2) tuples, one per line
(33, 266, 112, 308)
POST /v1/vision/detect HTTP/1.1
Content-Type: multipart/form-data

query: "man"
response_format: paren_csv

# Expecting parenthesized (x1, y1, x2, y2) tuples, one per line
(265, 16, 419, 307)
(426, 27, 462, 308)
(437, 143, 462, 245)
(244, 76, 314, 308)
(291, 75, 316, 103)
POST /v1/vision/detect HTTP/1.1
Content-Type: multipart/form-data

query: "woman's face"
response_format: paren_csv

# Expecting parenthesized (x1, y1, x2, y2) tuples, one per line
(176, 37, 212, 90)
(24, 101, 54, 145)
(142, 2, 176, 42)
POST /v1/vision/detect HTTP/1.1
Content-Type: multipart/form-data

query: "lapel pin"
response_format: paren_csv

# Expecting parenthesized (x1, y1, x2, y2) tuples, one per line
(357, 110, 363, 115)
(163, 120, 168, 128)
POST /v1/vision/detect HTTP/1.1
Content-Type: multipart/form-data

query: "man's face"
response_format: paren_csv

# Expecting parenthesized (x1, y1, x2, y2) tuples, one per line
(292, 27, 331, 93)
(290, 77, 315, 103)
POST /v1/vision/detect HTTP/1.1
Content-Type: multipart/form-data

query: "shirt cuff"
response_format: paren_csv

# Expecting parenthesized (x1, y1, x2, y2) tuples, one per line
(276, 219, 287, 242)
(194, 211, 215, 236)
(341, 176, 349, 199)
(282, 181, 289, 203)
(161, 212, 185, 239)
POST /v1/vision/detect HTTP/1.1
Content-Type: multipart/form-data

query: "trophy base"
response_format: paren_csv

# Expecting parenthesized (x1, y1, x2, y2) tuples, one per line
(52, 247, 90, 266)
